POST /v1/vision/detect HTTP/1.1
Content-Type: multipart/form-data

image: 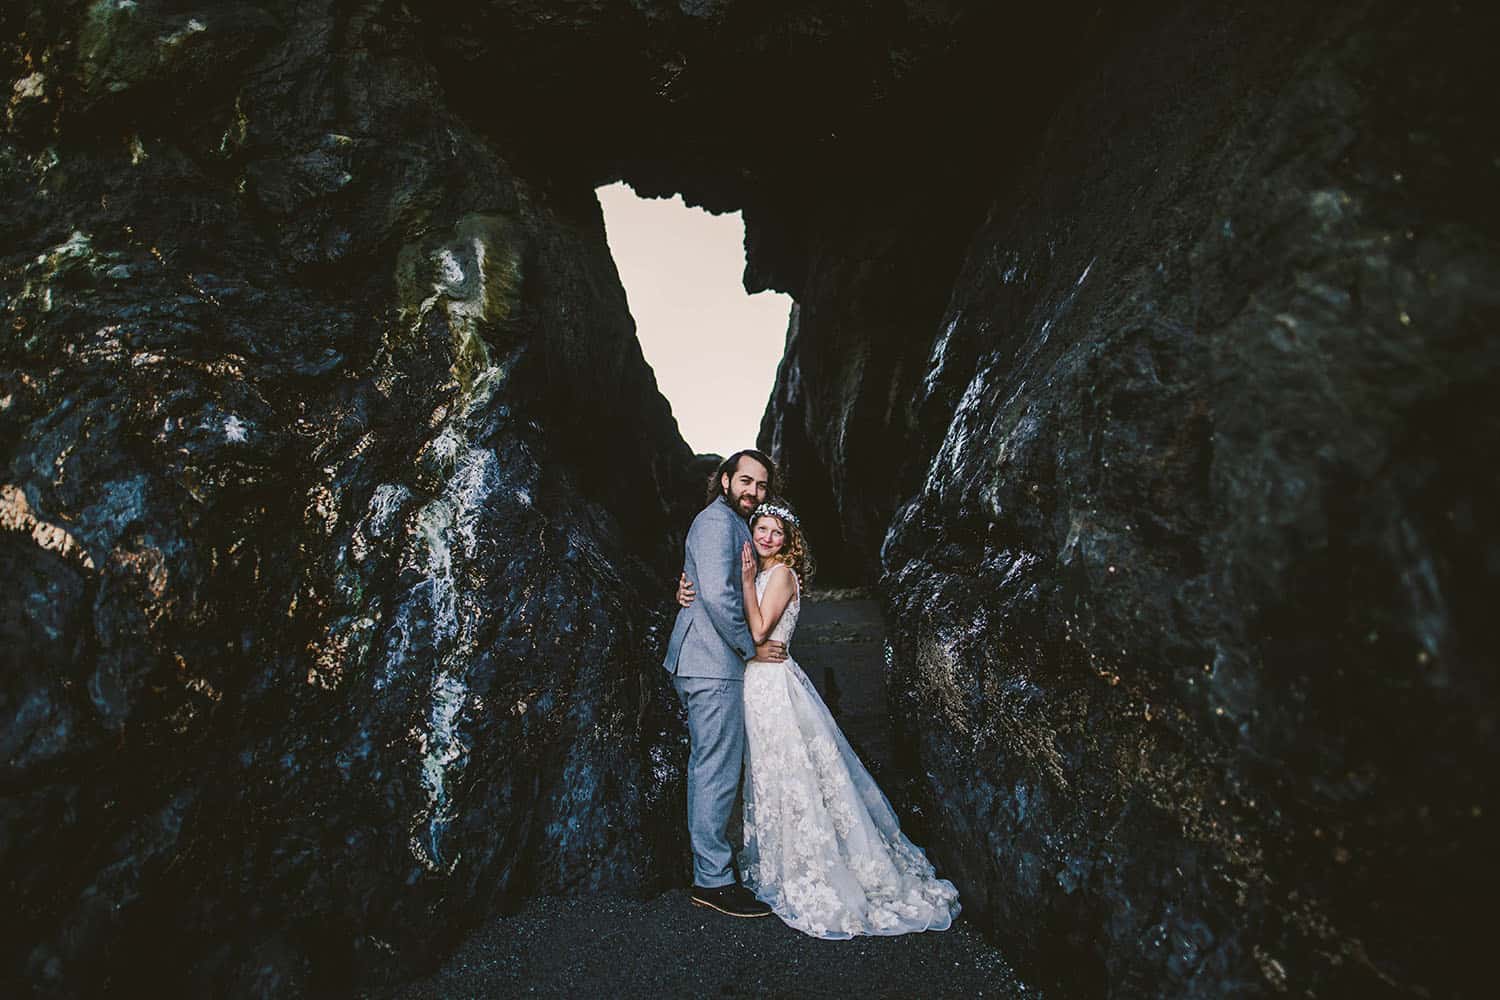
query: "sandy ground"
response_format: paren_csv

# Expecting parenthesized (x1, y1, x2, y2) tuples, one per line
(385, 890, 1034, 999)
(382, 597, 1034, 998)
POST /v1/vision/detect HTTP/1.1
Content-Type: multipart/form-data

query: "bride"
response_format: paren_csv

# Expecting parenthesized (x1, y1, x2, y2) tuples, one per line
(677, 498, 960, 939)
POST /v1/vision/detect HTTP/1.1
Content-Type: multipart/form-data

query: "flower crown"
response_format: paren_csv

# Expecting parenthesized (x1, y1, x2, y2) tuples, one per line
(752, 501, 798, 526)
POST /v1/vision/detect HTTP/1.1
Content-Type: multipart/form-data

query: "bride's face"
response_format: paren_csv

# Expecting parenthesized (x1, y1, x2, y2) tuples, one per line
(752, 516, 786, 559)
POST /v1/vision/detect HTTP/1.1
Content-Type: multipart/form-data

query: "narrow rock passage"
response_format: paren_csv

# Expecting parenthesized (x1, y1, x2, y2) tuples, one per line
(387, 595, 1033, 998)
(792, 591, 895, 772)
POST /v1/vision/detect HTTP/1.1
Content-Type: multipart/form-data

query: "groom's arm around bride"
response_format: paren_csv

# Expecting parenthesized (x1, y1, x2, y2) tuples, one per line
(664, 494, 770, 672)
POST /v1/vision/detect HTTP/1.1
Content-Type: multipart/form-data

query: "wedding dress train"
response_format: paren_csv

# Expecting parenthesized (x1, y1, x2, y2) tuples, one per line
(740, 565, 960, 938)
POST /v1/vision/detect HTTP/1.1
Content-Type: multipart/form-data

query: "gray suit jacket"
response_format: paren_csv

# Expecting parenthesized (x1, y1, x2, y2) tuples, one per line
(663, 496, 755, 677)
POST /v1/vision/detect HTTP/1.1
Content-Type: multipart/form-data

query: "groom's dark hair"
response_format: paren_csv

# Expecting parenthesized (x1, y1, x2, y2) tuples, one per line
(707, 449, 776, 505)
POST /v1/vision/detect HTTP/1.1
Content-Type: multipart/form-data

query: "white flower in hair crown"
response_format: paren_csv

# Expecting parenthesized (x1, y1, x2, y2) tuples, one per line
(752, 501, 798, 525)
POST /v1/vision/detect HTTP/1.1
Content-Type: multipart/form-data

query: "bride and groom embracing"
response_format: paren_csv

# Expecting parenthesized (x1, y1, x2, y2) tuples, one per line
(662, 448, 960, 939)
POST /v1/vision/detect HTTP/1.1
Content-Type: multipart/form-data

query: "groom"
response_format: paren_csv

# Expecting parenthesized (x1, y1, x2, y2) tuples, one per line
(663, 448, 785, 918)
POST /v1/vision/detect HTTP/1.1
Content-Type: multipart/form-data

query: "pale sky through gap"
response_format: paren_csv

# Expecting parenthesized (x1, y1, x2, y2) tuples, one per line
(596, 182, 792, 459)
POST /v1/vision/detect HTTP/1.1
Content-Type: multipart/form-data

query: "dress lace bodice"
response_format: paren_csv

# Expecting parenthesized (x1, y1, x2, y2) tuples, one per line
(754, 564, 801, 648)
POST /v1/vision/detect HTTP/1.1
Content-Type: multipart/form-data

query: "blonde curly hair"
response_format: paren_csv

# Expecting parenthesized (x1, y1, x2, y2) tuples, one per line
(751, 497, 815, 592)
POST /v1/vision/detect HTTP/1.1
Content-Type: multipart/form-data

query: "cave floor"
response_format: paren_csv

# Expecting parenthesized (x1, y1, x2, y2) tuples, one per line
(790, 593, 894, 772)
(385, 595, 1033, 998)
(385, 890, 1034, 999)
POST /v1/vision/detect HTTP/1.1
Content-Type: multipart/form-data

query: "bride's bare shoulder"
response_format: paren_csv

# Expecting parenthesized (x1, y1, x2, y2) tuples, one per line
(769, 561, 800, 595)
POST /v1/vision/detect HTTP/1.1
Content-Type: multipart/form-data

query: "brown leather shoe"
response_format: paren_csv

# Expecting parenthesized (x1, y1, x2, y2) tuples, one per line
(690, 883, 773, 918)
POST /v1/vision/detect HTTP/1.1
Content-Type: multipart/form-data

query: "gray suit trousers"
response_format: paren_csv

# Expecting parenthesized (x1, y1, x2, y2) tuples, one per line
(672, 673, 744, 888)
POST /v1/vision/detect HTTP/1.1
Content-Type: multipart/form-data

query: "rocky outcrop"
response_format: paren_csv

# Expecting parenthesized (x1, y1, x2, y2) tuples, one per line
(2, 2, 702, 994)
(775, 3, 1495, 996)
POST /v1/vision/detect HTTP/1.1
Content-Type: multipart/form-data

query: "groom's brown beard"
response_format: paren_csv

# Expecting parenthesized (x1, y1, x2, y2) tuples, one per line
(724, 482, 757, 514)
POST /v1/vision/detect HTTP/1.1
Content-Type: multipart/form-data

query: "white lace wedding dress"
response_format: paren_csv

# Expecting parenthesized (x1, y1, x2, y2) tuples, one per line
(740, 564, 960, 938)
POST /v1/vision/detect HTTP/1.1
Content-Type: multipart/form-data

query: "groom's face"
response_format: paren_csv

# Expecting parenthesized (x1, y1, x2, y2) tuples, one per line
(722, 456, 770, 518)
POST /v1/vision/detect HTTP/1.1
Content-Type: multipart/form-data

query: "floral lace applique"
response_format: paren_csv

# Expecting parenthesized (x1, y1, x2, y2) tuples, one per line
(740, 565, 959, 939)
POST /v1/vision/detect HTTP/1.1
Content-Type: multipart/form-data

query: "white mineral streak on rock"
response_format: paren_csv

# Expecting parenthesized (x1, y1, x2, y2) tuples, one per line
(18, 230, 93, 312)
(436, 248, 464, 287)
(923, 361, 991, 496)
(376, 604, 414, 694)
(412, 500, 458, 646)
(414, 242, 485, 358)
(441, 238, 495, 372)
(409, 670, 469, 872)
(1075, 257, 1094, 288)
(450, 448, 497, 561)
(921, 312, 961, 401)
(428, 423, 463, 465)
(921, 254, 1099, 503)
(366, 484, 410, 538)
(390, 226, 515, 870)
(160, 18, 207, 47)
(1031, 256, 1094, 354)
(34, 230, 92, 268)
(406, 446, 498, 871)
(403, 496, 461, 868)
(403, 406, 502, 871)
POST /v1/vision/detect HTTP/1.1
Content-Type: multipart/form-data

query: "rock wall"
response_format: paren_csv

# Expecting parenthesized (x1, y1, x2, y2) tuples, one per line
(421, 0, 1111, 585)
(2, 2, 701, 994)
(5, 0, 1494, 996)
(825, 3, 1494, 996)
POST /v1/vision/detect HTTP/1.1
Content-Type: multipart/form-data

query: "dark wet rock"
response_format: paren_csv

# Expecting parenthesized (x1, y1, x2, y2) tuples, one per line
(384, 890, 1034, 999)
(764, 3, 1498, 997)
(3, 2, 701, 995)
(3, 0, 1494, 998)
